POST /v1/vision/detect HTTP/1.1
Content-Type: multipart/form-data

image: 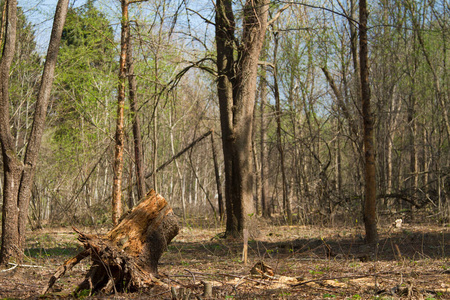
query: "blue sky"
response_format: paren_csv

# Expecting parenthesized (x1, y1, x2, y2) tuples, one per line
(18, 0, 90, 52)
(18, 0, 214, 55)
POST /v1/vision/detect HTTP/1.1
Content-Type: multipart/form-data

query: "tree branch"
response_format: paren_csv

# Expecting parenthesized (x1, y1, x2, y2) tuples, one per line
(268, 3, 292, 26)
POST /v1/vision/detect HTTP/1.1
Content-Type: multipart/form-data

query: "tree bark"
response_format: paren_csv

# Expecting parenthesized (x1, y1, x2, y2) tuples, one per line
(0, 0, 69, 264)
(273, 32, 292, 223)
(215, 0, 269, 237)
(360, 0, 378, 244)
(112, 0, 128, 225)
(259, 67, 270, 218)
(0, 0, 20, 265)
(211, 131, 224, 221)
(127, 24, 145, 202)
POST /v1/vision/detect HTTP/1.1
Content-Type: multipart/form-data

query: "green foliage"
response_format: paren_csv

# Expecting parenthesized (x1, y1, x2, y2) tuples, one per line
(51, 1, 117, 165)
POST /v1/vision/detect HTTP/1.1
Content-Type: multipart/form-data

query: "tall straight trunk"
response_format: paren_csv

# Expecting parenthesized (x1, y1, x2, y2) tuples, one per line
(408, 95, 418, 192)
(252, 98, 260, 215)
(273, 32, 292, 223)
(152, 102, 158, 190)
(215, 0, 269, 237)
(0, 0, 20, 264)
(168, 110, 186, 223)
(152, 17, 164, 191)
(259, 68, 270, 218)
(335, 120, 342, 194)
(211, 132, 224, 221)
(112, 0, 128, 225)
(422, 128, 428, 193)
(360, 0, 378, 244)
(126, 27, 145, 201)
(0, 0, 69, 264)
(349, 0, 363, 197)
(350, 0, 360, 82)
(387, 137, 393, 194)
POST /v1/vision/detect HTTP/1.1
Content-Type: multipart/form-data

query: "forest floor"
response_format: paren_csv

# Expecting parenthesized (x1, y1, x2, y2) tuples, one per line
(0, 220, 449, 299)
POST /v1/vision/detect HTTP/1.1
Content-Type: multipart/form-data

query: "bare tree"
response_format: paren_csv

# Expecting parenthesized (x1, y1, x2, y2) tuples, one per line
(127, 21, 145, 202)
(259, 66, 271, 218)
(360, 0, 378, 243)
(0, 0, 69, 263)
(272, 31, 292, 223)
(112, 0, 129, 225)
(210, 132, 224, 221)
(215, 0, 269, 237)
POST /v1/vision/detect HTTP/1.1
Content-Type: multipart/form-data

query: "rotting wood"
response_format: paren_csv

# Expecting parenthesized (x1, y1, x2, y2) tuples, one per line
(43, 189, 179, 295)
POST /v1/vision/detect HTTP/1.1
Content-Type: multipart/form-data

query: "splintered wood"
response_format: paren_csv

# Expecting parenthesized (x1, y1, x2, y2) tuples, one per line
(43, 189, 179, 296)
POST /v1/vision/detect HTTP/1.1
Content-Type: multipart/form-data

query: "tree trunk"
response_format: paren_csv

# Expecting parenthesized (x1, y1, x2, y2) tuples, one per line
(215, 0, 269, 237)
(273, 32, 292, 223)
(0, 0, 20, 264)
(44, 190, 179, 295)
(252, 98, 260, 215)
(360, 0, 378, 244)
(112, 0, 128, 225)
(0, 0, 69, 264)
(259, 67, 271, 218)
(210, 132, 224, 221)
(127, 24, 145, 201)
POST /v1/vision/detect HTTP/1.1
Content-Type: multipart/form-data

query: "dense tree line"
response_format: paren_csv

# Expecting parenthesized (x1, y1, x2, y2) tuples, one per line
(1, 0, 449, 263)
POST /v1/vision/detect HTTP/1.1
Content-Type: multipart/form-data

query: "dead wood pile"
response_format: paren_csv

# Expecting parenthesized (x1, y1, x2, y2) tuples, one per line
(43, 189, 179, 295)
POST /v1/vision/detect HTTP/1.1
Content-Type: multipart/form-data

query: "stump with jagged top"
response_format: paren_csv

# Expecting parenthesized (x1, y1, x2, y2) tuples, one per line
(43, 189, 179, 295)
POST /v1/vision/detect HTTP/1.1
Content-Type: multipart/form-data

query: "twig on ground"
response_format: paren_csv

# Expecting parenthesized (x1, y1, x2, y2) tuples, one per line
(1, 262, 46, 272)
(218, 273, 271, 286)
(185, 268, 197, 284)
(233, 275, 248, 289)
(1, 263, 18, 272)
(13, 263, 45, 268)
(186, 270, 271, 286)
(293, 273, 383, 287)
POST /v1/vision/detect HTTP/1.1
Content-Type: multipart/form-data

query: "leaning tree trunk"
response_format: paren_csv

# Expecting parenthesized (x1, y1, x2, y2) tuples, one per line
(44, 190, 179, 295)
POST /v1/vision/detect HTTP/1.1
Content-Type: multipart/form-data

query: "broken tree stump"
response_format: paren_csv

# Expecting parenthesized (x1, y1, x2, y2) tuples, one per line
(43, 189, 179, 295)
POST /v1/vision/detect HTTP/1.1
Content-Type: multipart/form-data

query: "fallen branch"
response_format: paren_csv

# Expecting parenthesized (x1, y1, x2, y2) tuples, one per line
(184, 268, 197, 284)
(1, 263, 18, 272)
(2, 262, 47, 273)
(292, 273, 383, 287)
